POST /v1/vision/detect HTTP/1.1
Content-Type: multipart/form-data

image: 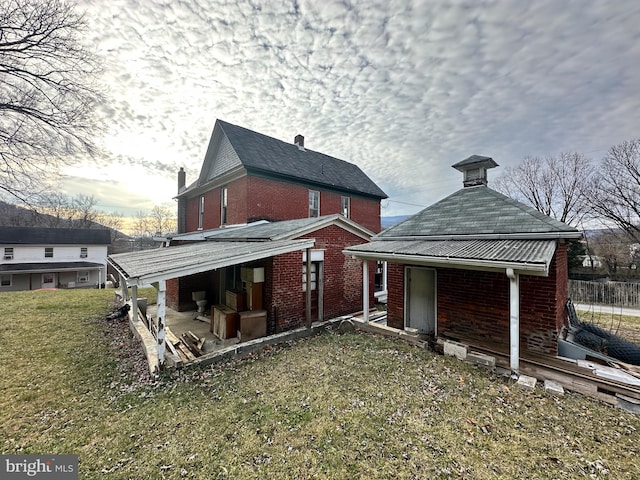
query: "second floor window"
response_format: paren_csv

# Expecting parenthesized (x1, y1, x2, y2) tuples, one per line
(80, 247, 88, 258)
(309, 190, 319, 218)
(221, 187, 228, 225)
(3, 247, 13, 260)
(45, 247, 54, 258)
(198, 195, 205, 230)
(341, 196, 350, 218)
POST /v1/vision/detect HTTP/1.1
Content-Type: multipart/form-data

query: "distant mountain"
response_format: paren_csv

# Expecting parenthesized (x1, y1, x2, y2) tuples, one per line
(381, 216, 409, 229)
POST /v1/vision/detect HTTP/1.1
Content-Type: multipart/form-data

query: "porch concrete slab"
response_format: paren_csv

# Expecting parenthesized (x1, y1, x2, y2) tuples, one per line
(467, 351, 496, 367)
(516, 374, 537, 390)
(544, 379, 565, 396)
(444, 340, 468, 360)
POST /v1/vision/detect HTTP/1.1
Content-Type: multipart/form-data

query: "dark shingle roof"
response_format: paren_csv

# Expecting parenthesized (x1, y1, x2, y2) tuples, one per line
(0, 227, 111, 245)
(217, 120, 387, 199)
(378, 186, 580, 238)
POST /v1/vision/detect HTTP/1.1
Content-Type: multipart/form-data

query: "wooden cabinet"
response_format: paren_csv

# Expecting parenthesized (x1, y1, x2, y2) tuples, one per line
(211, 305, 239, 340)
(238, 310, 267, 342)
(245, 281, 263, 311)
(225, 289, 245, 311)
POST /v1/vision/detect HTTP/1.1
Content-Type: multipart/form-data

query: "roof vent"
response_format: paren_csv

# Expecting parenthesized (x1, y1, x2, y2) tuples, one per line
(452, 155, 498, 187)
(294, 134, 305, 151)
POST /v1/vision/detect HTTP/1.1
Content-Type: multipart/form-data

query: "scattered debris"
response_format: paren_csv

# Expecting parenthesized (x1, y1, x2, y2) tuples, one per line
(105, 303, 130, 320)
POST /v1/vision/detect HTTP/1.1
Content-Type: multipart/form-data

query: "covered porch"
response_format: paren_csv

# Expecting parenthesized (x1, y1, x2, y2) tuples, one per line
(108, 237, 316, 373)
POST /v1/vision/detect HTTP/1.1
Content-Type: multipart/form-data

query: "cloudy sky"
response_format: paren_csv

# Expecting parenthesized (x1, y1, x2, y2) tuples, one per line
(65, 0, 640, 219)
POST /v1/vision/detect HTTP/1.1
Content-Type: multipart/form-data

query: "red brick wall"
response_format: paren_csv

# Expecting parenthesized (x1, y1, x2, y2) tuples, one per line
(387, 263, 405, 329)
(182, 174, 381, 233)
(385, 242, 568, 355)
(166, 271, 221, 312)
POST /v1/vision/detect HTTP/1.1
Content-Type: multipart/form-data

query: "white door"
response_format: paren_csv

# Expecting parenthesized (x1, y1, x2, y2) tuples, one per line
(406, 267, 436, 334)
(41, 273, 56, 289)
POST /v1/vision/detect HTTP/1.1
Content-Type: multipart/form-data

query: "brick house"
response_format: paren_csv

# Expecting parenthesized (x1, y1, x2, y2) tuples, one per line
(109, 120, 385, 358)
(344, 156, 582, 372)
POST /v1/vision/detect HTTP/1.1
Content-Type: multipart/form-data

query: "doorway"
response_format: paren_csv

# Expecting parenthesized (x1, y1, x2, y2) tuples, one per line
(41, 273, 56, 289)
(405, 267, 436, 334)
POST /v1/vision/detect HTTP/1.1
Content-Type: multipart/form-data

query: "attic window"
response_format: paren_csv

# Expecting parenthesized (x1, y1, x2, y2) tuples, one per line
(341, 196, 350, 218)
(221, 187, 228, 225)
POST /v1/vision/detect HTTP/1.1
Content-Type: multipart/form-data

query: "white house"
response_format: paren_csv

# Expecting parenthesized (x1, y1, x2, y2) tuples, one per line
(0, 227, 111, 291)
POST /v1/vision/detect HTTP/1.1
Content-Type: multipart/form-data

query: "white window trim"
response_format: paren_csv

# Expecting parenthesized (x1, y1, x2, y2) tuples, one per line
(78, 271, 90, 283)
(3, 247, 13, 260)
(80, 247, 88, 258)
(221, 186, 228, 225)
(45, 247, 54, 258)
(309, 190, 320, 218)
(341, 196, 350, 218)
(198, 195, 205, 230)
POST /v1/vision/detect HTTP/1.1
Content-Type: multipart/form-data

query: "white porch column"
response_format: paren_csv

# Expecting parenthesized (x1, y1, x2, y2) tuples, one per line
(506, 268, 520, 373)
(157, 280, 166, 365)
(363, 260, 369, 322)
(305, 248, 312, 328)
(382, 261, 388, 292)
(119, 275, 128, 301)
(131, 285, 138, 322)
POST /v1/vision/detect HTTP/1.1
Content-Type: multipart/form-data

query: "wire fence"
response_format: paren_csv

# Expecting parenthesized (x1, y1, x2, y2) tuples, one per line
(569, 280, 640, 307)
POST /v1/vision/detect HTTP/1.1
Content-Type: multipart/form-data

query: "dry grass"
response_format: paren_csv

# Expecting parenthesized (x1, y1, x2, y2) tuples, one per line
(1, 289, 639, 479)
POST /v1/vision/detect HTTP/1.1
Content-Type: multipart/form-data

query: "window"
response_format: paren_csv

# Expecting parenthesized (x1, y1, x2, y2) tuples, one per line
(0, 274, 11, 287)
(302, 263, 317, 292)
(80, 247, 88, 258)
(341, 196, 350, 218)
(45, 247, 54, 258)
(78, 271, 89, 283)
(3, 247, 13, 260)
(221, 187, 228, 225)
(308, 190, 319, 218)
(198, 195, 205, 230)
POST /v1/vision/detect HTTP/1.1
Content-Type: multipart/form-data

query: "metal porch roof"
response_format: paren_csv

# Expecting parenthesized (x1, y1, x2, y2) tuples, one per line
(344, 238, 558, 274)
(108, 238, 315, 286)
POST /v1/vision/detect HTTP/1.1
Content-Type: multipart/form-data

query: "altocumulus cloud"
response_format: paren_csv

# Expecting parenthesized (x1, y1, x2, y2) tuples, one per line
(72, 0, 640, 217)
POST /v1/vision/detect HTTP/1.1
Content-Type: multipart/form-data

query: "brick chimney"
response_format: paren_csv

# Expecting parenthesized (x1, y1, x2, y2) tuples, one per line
(452, 155, 498, 187)
(178, 167, 186, 193)
(294, 134, 305, 151)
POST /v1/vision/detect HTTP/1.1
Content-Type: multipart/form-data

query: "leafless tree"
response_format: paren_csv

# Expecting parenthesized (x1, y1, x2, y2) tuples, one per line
(586, 139, 640, 243)
(0, 0, 104, 203)
(494, 152, 593, 226)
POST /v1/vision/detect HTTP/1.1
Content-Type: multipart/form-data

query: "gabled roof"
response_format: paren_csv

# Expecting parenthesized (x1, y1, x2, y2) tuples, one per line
(0, 227, 111, 245)
(207, 214, 374, 242)
(378, 186, 581, 240)
(180, 119, 387, 199)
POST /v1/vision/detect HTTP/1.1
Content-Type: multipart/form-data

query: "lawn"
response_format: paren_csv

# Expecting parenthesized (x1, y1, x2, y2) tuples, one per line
(1, 289, 639, 479)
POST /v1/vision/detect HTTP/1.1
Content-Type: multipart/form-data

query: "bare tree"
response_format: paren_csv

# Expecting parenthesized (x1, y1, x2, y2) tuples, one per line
(586, 139, 640, 243)
(494, 152, 593, 225)
(150, 205, 177, 235)
(0, 0, 104, 202)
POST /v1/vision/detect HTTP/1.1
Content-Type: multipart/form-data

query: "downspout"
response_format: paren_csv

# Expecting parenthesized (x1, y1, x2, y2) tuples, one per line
(506, 268, 520, 374)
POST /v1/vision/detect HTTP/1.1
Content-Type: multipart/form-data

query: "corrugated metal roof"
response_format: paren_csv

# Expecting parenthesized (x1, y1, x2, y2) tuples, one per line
(344, 238, 557, 273)
(108, 238, 314, 285)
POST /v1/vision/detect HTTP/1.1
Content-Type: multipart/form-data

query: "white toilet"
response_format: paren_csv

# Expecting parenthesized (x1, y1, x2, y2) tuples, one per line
(191, 291, 207, 314)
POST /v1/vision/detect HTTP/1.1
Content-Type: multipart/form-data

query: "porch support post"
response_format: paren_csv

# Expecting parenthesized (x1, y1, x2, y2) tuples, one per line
(382, 261, 388, 292)
(120, 275, 128, 301)
(506, 268, 520, 373)
(131, 284, 138, 322)
(363, 260, 369, 322)
(157, 280, 166, 366)
(305, 248, 312, 328)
